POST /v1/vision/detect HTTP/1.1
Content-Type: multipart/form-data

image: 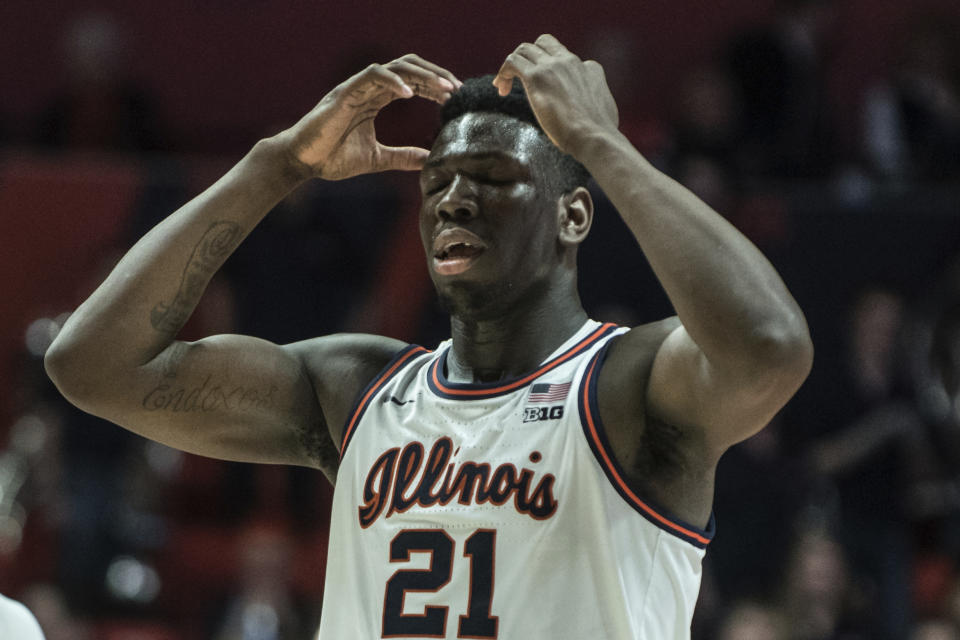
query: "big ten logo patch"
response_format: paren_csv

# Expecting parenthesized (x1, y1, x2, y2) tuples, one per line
(523, 405, 564, 423)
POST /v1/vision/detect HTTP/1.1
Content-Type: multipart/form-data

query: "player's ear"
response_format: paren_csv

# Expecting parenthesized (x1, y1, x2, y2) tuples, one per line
(557, 187, 593, 247)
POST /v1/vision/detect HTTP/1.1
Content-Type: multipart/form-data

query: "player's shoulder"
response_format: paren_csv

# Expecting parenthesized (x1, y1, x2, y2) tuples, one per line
(283, 333, 413, 440)
(604, 316, 681, 370)
(286, 332, 407, 366)
(285, 333, 410, 392)
(596, 317, 680, 422)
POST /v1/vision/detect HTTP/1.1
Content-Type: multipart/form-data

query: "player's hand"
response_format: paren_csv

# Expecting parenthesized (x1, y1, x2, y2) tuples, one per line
(282, 55, 461, 180)
(492, 34, 619, 159)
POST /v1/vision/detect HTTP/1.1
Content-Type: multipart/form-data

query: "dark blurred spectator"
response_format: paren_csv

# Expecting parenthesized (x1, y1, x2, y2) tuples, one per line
(806, 286, 932, 639)
(724, 0, 839, 178)
(913, 618, 960, 640)
(862, 11, 960, 182)
(663, 64, 742, 221)
(718, 600, 786, 640)
(905, 256, 960, 477)
(3, 351, 67, 591)
(660, 63, 804, 262)
(944, 576, 960, 635)
(777, 527, 862, 640)
(902, 255, 960, 598)
(21, 583, 93, 640)
(708, 418, 810, 603)
(576, 186, 675, 325)
(4, 345, 137, 615)
(226, 172, 400, 344)
(668, 64, 741, 171)
(581, 27, 670, 161)
(56, 402, 146, 614)
(209, 523, 318, 640)
(673, 153, 738, 218)
(36, 12, 164, 152)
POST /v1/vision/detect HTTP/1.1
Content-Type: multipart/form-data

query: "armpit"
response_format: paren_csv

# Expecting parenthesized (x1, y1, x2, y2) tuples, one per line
(634, 413, 689, 482)
(296, 409, 339, 483)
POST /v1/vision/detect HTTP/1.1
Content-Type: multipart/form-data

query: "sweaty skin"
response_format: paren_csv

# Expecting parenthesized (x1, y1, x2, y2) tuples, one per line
(45, 37, 812, 531)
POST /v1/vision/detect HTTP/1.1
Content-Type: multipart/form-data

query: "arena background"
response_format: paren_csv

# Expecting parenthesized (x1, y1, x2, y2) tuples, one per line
(2, 1, 960, 638)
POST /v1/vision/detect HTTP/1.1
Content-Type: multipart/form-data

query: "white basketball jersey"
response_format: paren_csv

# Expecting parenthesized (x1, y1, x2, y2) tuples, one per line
(317, 320, 714, 640)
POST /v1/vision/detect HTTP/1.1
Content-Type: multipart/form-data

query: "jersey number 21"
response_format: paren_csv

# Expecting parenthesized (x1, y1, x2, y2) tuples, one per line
(383, 528, 498, 638)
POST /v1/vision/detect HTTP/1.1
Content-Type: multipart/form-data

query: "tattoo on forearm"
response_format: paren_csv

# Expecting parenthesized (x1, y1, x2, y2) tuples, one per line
(150, 221, 243, 333)
(142, 375, 277, 414)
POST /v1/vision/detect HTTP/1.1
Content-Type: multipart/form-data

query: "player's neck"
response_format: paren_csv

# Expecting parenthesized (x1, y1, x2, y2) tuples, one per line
(446, 289, 588, 384)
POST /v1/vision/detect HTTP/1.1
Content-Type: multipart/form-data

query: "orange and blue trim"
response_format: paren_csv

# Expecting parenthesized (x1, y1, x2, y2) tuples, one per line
(339, 345, 429, 459)
(427, 322, 619, 400)
(578, 341, 715, 549)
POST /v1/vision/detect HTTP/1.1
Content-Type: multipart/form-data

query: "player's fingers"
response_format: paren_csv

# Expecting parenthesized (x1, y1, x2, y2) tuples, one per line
(350, 63, 414, 100)
(386, 59, 457, 103)
(534, 33, 569, 56)
(388, 60, 455, 91)
(514, 41, 548, 63)
(492, 52, 535, 96)
(584, 59, 606, 76)
(376, 145, 430, 172)
(395, 54, 462, 89)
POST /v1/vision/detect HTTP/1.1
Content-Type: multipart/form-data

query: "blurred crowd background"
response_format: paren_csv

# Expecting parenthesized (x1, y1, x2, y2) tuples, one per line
(2, 0, 960, 638)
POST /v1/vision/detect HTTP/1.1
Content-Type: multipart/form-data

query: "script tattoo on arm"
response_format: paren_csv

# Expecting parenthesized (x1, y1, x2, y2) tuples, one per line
(142, 373, 278, 414)
(150, 221, 243, 333)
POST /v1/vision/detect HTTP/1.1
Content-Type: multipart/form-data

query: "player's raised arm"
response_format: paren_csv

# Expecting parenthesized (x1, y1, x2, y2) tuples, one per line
(45, 56, 460, 475)
(494, 35, 812, 457)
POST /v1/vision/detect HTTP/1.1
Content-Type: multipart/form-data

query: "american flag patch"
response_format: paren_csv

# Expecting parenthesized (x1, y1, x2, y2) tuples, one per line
(528, 382, 572, 403)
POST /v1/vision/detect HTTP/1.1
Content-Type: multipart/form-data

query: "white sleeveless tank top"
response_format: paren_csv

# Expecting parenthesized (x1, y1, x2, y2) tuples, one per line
(317, 320, 713, 639)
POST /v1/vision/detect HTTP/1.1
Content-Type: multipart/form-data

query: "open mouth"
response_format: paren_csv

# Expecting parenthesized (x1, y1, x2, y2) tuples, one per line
(432, 228, 487, 276)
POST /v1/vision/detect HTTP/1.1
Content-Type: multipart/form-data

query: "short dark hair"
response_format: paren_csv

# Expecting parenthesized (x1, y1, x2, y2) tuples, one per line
(438, 75, 591, 194)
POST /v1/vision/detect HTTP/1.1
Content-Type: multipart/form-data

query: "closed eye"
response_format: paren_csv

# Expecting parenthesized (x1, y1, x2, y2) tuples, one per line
(478, 177, 511, 186)
(467, 172, 513, 187)
(421, 173, 513, 195)
(424, 181, 449, 195)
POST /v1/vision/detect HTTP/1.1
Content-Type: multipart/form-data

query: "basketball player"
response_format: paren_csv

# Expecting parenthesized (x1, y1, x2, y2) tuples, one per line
(45, 35, 813, 638)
